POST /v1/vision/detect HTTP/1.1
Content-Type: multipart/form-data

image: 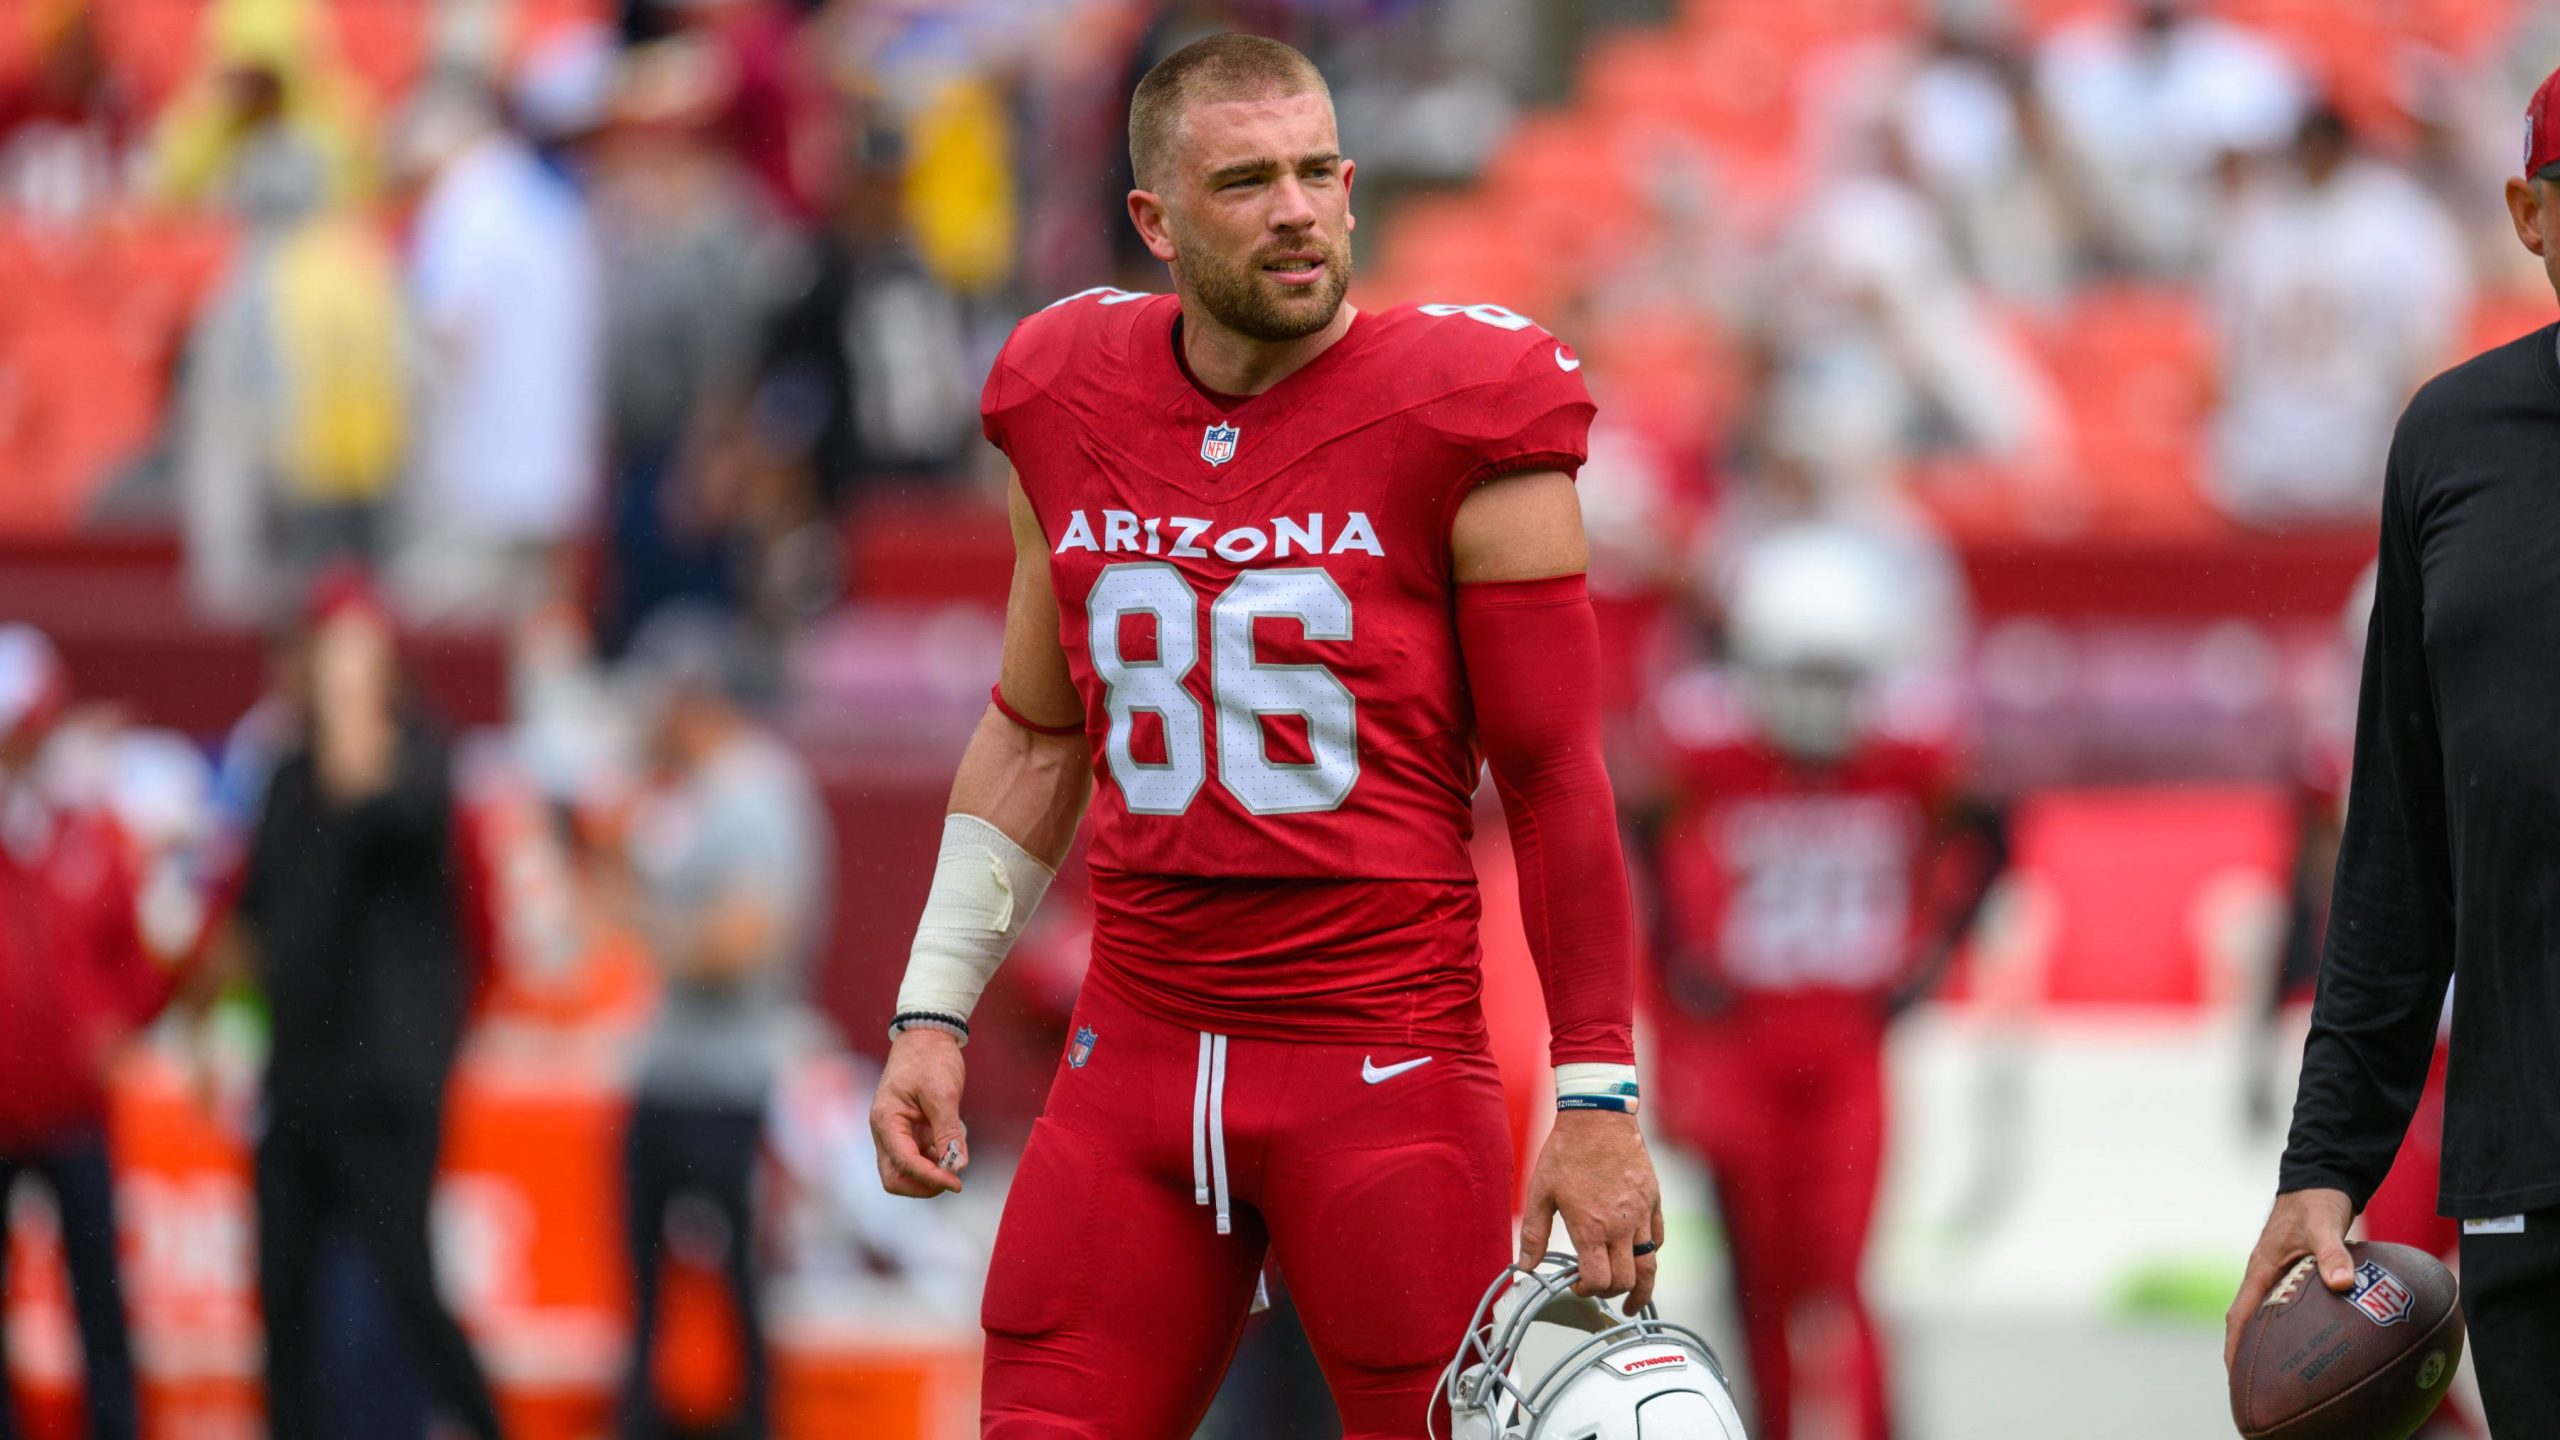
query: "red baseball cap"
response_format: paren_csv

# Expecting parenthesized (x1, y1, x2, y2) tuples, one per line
(2528, 64, 2560, 179)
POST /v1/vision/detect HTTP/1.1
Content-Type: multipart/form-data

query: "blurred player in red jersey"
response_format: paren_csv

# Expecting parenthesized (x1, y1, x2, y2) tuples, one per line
(864, 33, 1657, 1439)
(1645, 525, 1995, 1440)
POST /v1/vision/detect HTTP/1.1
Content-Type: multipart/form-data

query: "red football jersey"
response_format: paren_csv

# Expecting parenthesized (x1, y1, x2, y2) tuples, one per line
(982, 289, 1595, 1047)
(1648, 669, 1958, 1000)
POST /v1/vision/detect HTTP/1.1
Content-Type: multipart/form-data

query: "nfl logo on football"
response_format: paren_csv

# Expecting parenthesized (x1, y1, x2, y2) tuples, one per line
(1200, 422, 1240, 467)
(2347, 1261, 2415, 1326)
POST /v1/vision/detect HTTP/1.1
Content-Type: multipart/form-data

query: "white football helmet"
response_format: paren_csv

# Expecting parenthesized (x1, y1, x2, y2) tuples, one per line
(1724, 524, 1910, 763)
(1440, 1255, 1749, 1440)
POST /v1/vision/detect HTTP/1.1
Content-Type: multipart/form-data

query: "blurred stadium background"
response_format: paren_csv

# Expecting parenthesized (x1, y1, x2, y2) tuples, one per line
(0, 0, 2548, 1434)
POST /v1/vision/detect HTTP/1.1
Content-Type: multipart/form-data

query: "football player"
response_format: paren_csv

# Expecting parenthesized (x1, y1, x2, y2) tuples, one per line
(1643, 524, 1993, 1440)
(865, 32, 1658, 1439)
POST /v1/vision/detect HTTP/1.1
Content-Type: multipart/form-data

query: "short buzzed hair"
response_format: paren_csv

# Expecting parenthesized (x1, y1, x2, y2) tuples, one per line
(1128, 33, 1332, 192)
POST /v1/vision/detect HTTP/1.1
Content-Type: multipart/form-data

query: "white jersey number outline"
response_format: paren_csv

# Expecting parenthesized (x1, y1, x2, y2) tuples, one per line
(1087, 562, 1358, 817)
(1417, 301, 1537, 332)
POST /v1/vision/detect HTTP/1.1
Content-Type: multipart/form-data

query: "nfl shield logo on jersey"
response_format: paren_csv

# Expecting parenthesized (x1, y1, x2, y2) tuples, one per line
(2347, 1261, 2415, 1326)
(1200, 422, 1241, 467)
(1069, 1026, 1098, 1069)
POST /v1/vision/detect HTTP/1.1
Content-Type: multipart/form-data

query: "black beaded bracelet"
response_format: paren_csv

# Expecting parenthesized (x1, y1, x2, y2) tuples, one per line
(889, 1011, 971, 1041)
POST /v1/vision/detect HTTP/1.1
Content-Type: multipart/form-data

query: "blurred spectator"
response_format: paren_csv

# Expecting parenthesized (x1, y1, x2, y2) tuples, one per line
(228, 577, 504, 1440)
(586, 40, 786, 650)
(617, 607, 830, 1440)
(0, 2, 138, 225)
(1754, 142, 2066, 500)
(2033, 0, 2307, 275)
(751, 121, 978, 510)
(150, 0, 368, 210)
(2401, 47, 2535, 291)
(179, 165, 415, 623)
(0, 627, 168, 1440)
(393, 79, 603, 624)
(726, 117, 977, 626)
(1813, 0, 2076, 305)
(2207, 106, 2467, 529)
(512, 21, 621, 170)
(627, 0, 819, 221)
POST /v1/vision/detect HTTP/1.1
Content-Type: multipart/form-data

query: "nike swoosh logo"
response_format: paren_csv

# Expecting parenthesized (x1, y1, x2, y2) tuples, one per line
(1362, 1055, 1434, 1084)
(1553, 346, 1581, 372)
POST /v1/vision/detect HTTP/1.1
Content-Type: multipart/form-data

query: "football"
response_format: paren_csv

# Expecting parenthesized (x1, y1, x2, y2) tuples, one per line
(2230, 1241, 2464, 1440)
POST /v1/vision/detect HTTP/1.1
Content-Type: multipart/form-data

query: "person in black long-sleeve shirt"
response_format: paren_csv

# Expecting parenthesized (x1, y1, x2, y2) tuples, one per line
(2227, 68, 2560, 1433)
(233, 580, 504, 1440)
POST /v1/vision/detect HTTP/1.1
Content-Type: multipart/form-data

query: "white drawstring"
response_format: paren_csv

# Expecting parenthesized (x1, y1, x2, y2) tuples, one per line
(1191, 1032, 1213, 1206)
(1208, 1034, 1232, 1235)
(1190, 1031, 1232, 1234)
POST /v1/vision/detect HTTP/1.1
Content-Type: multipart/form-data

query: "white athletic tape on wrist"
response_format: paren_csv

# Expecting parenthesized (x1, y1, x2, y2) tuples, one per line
(1554, 1062, 1641, 1114)
(894, 814, 1055, 1038)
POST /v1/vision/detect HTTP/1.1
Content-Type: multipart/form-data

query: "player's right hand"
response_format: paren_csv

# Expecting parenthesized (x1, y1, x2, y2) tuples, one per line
(2224, 1187, 2356, 1371)
(871, 1029, 970, 1197)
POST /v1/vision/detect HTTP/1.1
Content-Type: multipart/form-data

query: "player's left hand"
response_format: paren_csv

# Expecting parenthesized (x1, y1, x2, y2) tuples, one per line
(1519, 1110, 1663, 1316)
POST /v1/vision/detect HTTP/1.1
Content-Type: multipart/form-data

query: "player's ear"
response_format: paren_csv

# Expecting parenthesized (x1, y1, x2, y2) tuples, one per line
(1342, 157, 1356, 231)
(2507, 177, 2548, 258)
(1128, 188, 1180, 264)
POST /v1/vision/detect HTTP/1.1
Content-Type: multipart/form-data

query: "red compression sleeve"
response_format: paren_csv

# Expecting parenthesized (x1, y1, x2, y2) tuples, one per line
(1457, 573, 1637, 1066)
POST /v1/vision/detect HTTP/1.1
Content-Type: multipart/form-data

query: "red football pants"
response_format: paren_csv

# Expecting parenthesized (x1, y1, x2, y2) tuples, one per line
(979, 977, 1513, 1439)
(1655, 993, 1892, 1440)
(2362, 1039, 2456, 1260)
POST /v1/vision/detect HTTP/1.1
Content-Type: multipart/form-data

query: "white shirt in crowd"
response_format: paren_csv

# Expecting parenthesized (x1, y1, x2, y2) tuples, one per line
(2209, 158, 2469, 525)
(1765, 171, 2066, 492)
(409, 132, 603, 549)
(2036, 12, 2306, 271)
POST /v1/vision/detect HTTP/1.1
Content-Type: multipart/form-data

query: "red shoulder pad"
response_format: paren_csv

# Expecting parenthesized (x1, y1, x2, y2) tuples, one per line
(981, 288, 1169, 454)
(1384, 302, 1597, 484)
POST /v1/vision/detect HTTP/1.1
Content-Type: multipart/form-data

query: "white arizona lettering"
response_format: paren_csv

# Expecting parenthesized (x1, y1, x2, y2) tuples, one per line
(1330, 511, 1383, 556)
(1055, 510, 1387, 562)
(1274, 514, 1322, 558)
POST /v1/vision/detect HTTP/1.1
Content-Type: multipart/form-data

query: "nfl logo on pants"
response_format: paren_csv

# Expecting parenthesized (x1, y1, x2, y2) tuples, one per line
(1200, 422, 1240, 466)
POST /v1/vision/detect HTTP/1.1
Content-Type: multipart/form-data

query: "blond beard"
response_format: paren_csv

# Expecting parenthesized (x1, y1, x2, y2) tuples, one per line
(1176, 226, 1353, 342)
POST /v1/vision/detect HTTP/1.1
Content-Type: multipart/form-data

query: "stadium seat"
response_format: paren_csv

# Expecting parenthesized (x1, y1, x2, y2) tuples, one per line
(2025, 288, 2219, 537)
(94, 0, 208, 109)
(333, 0, 430, 105)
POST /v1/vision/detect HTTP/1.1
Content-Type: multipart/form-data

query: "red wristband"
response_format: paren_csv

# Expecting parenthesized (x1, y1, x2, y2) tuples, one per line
(990, 684, 1083, 737)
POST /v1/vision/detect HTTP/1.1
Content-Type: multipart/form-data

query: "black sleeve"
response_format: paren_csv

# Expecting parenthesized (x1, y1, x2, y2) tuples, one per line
(2277, 438, 2458, 1208)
